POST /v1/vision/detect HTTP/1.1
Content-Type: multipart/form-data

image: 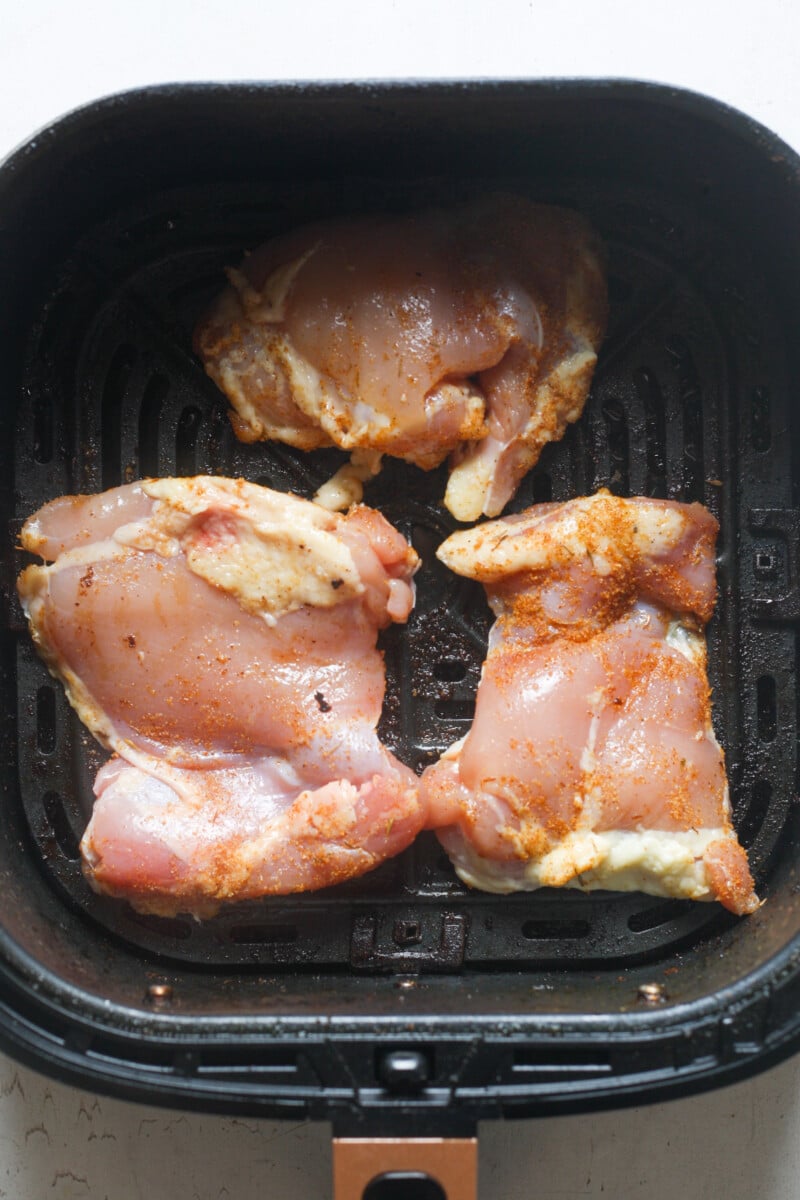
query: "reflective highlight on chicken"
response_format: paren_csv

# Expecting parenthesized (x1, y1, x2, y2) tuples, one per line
(421, 491, 758, 915)
(18, 477, 421, 916)
(194, 196, 607, 520)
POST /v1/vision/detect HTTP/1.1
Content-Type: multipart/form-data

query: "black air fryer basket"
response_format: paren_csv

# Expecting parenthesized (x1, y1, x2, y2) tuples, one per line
(2, 79, 800, 1190)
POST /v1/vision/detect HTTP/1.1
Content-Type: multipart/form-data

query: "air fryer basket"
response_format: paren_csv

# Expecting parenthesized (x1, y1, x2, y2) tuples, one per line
(1, 80, 800, 1136)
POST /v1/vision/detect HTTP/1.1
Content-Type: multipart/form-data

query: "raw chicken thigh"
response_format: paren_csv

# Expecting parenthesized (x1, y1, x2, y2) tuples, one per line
(18, 477, 422, 916)
(421, 491, 758, 915)
(194, 196, 607, 520)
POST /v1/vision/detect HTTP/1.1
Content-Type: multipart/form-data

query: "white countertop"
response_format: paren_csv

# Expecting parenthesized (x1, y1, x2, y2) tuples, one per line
(2, 1052, 800, 1198)
(2, 1, 800, 1195)
(3, 0, 800, 159)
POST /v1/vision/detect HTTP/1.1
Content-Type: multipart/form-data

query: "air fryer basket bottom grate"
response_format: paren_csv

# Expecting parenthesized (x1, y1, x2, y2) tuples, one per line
(10, 169, 798, 973)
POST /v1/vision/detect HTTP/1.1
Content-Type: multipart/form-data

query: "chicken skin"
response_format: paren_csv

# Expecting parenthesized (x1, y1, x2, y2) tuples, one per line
(18, 477, 421, 916)
(194, 196, 607, 520)
(421, 491, 758, 915)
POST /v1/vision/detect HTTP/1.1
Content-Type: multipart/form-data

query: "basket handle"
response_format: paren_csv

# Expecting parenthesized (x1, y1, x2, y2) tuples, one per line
(332, 1137, 478, 1200)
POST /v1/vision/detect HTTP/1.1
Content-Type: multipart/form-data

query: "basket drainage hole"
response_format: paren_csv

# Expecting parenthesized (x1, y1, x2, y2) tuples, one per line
(433, 659, 467, 683)
(176, 406, 203, 476)
(364, 1174, 445, 1200)
(393, 920, 422, 946)
(129, 912, 193, 940)
(757, 675, 777, 742)
(754, 551, 778, 579)
(633, 367, 667, 499)
(627, 900, 689, 933)
(102, 344, 137, 489)
(229, 923, 298, 945)
(602, 397, 629, 494)
(522, 918, 591, 940)
(42, 791, 80, 861)
(738, 779, 772, 850)
(138, 373, 170, 477)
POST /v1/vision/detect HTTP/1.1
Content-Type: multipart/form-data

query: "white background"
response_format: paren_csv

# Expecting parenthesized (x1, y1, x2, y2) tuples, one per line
(2, 1, 800, 1196)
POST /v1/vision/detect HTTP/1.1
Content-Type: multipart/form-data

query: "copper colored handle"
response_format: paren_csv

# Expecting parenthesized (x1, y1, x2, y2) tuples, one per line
(332, 1137, 478, 1200)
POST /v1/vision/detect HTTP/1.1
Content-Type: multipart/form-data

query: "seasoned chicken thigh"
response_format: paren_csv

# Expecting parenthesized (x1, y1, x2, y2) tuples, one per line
(421, 491, 758, 915)
(18, 478, 421, 916)
(194, 196, 607, 520)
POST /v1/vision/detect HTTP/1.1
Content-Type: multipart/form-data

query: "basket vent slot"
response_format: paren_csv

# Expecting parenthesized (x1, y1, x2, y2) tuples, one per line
(175, 406, 203, 475)
(633, 367, 667, 497)
(129, 912, 193, 940)
(139, 373, 170, 476)
(628, 901, 690, 933)
(602, 396, 629, 494)
(668, 336, 705, 502)
(228, 923, 298, 945)
(102, 344, 137, 488)
(43, 791, 80, 861)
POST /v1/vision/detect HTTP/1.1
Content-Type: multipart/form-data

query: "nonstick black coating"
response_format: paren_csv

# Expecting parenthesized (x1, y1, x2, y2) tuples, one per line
(2, 81, 800, 1128)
